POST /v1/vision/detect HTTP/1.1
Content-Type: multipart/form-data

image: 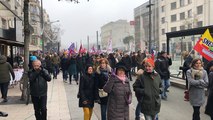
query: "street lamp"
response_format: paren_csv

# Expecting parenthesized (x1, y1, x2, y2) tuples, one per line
(146, 0, 154, 53)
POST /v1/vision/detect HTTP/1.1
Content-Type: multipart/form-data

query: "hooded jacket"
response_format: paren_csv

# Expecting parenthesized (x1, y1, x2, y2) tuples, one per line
(0, 55, 15, 83)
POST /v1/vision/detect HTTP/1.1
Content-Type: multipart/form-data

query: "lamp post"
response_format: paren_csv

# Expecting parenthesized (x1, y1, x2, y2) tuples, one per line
(146, 0, 154, 53)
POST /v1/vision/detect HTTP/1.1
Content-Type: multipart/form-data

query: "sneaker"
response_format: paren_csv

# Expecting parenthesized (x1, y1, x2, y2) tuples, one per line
(0, 111, 8, 117)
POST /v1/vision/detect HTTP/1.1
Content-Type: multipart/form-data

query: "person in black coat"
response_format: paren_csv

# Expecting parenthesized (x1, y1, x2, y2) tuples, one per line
(79, 64, 98, 120)
(28, 60, 51, 120)
(205, 66, 213, 120)
(120, 53, 133, 81)
(182, 53, 193, 89)
(155, 51, 172, 100)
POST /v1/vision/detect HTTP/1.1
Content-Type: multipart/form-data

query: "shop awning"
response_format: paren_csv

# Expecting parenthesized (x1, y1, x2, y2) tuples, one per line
(0, 38, 24, 47)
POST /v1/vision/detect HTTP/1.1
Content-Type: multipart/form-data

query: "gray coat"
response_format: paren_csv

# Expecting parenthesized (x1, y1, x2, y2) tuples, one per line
(103, 74, 131, 120)
(187, 68, 208, 106)
(0, 55, 15, 83)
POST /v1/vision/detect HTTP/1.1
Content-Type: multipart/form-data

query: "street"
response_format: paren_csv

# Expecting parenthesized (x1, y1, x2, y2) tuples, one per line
(63, 76, 211, 120)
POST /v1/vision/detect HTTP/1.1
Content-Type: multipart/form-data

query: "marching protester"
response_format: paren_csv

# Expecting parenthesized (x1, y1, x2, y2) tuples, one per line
(155, 51, 172, 100)
(205, 66, 213, 120)
(51, 52, 60, 79)
(133, 58, 162, 120)
(60, 54, 69, 82)
(0, 55, 15, 102)
(28, 60, 51, 120)
(103, 62, 132, 120)
(68, 54, 78, 84)
(95, 58, 112, 120)
(120, 52, 133, 81)
(78, 64, 98, 120)
(186, 58, 208, 120)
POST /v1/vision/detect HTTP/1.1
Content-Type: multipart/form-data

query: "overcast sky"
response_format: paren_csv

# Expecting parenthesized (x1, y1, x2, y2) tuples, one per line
(43, 0, 148, 49)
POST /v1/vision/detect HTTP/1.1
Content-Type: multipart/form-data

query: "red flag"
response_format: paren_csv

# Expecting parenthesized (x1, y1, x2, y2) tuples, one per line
(78, 44, 83, 53)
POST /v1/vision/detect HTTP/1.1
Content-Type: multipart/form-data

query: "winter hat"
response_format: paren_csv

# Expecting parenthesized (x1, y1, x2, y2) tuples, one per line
(145, 58, 155, 67)
(115, 62, 127, 73)
(30, 56, 37, 61)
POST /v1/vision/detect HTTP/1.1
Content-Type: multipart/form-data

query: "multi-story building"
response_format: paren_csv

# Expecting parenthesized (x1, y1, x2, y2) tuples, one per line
(0, 0, 24, 58)
(101, 19, 135, 51)
(159, 0, 213, 52)
(134, 0, 213, 52)
(134, 0, 159, 52)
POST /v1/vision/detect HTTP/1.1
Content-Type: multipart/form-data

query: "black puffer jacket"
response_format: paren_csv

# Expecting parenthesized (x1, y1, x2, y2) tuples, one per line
(155, 56, 172, 79)
(79, 73, 98, 108)
(28, 68, 51, 97)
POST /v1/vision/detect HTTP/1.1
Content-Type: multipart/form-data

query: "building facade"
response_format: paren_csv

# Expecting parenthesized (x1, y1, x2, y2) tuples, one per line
(159, 0, 213, 52)
(0, 0, 24, 58)
(134, 0, 159, 52)
(101, 19, 135, 52)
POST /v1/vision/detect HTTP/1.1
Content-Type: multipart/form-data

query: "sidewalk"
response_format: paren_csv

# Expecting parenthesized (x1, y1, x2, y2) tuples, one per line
(0, 74, 71, 120)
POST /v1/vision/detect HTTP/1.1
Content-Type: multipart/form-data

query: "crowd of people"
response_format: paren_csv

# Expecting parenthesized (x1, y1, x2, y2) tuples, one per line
(0, 49, 213, 120)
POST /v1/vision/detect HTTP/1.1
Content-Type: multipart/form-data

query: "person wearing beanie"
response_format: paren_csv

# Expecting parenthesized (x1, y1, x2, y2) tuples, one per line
(133, 58, 162, 120)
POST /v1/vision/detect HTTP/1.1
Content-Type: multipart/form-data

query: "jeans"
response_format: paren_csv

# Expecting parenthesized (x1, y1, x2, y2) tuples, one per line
(31, 96, 47, 120)
(83, 107, 93, 120)
(0, 82, 9, 99)
(144, 114, 157, 120)
(135, 102, 142, 120)
(161, 79, 170, 98)
(100, 104, 107, 120)
(193, 106, 200, 120)
(53, 64, 59, 78)
(62, 69, 68, 80)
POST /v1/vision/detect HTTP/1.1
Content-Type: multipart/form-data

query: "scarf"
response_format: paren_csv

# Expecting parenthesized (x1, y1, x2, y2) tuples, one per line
(116, 75, 126, 84)
(191, 67, 203, 80)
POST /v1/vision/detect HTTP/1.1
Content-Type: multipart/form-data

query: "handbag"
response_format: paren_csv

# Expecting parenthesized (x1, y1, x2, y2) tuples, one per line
(98, 89, 108, 98)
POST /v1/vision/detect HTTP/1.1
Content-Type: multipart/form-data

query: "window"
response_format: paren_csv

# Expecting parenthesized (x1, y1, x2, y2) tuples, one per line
(171, 2, 176, 10)
(180, 0, 185, 7)
(188, 9, 192, 18)
(197, 21, 203, 27)
(188, 23, 192, 29)
(1, 18, 7, 29)
(171, 27, 177, 32)
(180, 25, 185, 30)
(171, 14, 177, 22)
(180, 12, 185, 20)
(188, 0, 192, 4)
(161, 17, 165, 24)
(161, 6, 165, 12)
(197, 5, 203, 15)
(162, 29, 165, 35)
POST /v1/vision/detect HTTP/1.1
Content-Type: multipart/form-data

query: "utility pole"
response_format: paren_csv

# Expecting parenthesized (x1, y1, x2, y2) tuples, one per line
(96, 31, 99, 50)
(22, 0, 30, 100)
(41, 0, 44, 52)
(87, 35, 89, 50)
(146, 0, 153, 53)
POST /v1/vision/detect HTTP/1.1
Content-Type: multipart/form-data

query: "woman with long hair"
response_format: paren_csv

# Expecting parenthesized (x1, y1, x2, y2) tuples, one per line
(186, 58, 208, 120)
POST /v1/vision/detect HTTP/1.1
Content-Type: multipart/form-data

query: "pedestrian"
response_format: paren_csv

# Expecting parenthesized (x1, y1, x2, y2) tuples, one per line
(181, 51, 193, 101)
(68, 54, 78, 84)
(95, 58, 112, 120)
(0, 55, 15, 102)
(28, 60, 51, 120)
(51, 52, 60, 79)
(186, 58, 208, 120)
(60, 54, 69, 82)
(120, 52, 133, 81)
(205, 66, 213, 120)
(103, 62, 132, 120)
(133, 58, 162, 120)
(155, 51, 172, 100)
(78, 64, 98, 120)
